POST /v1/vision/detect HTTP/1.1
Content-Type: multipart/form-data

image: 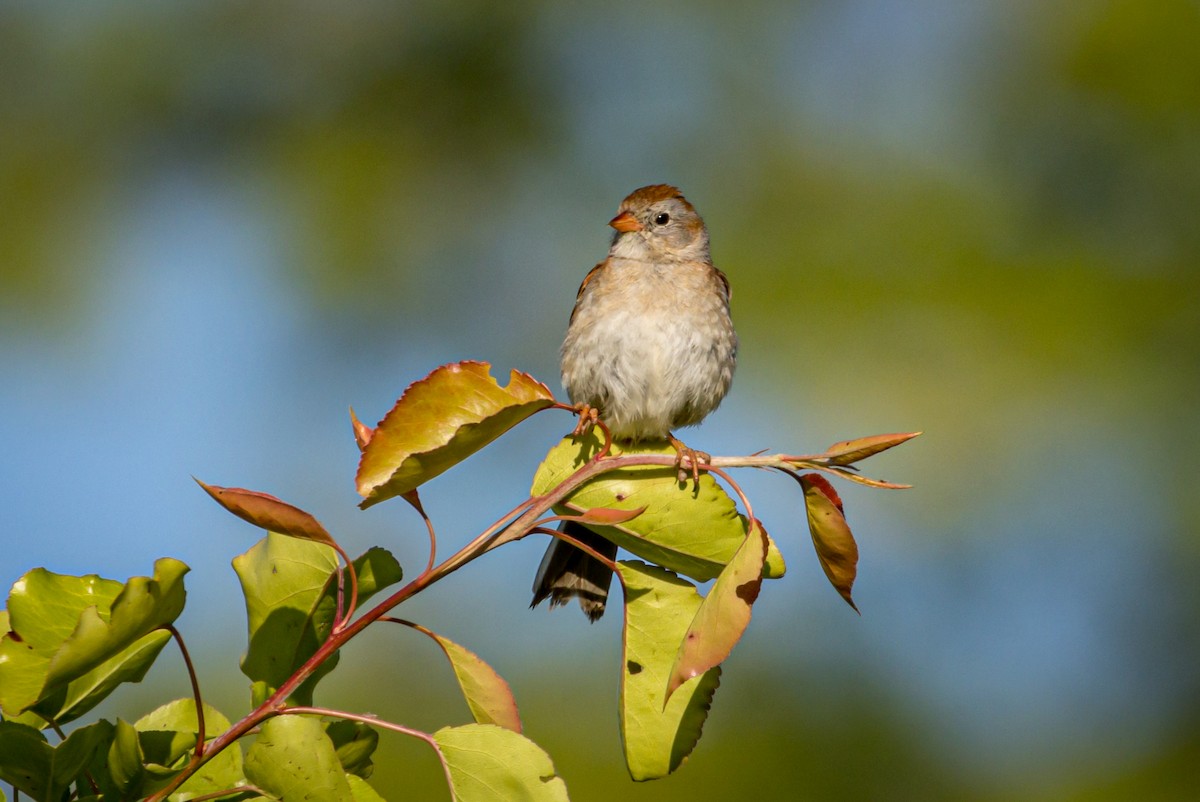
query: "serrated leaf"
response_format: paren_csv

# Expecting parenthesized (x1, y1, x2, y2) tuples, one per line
(821, 431, 921, 466)
(197, 480, 336, 546)
(665, 522, 766, 701)
(616, 561, 721, 781)
(235, 536, 402, 705)
(799, 473, 860, 612)
(0, 559, 188, 717)
(433, 723, 569, 801)
(532, 434, 785, 581)
(414, 624, 521, 733)
(356, 361, 556, 508)
(136, 699, 244, 796)
(245, 716, 353, 802)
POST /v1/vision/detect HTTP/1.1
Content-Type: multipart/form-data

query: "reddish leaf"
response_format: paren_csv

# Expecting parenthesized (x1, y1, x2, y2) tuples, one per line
(665, 520, 767, 702)
(356, 362, 556, 508)
(349, 407, 374, 451)
(821, 432, 921, 466)
(799, 473, 859, 612)
(195, 480, 335, 546)
(562, 506, 647, 526)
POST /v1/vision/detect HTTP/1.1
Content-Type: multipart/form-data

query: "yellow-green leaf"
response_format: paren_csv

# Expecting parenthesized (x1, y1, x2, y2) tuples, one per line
(245, 716, 352, 802)
(357, 361, 556, 508)
(408, 623, 521, 733)
(532, 434, 785, 581)
(433, 723, 569, 801)
(666, 522, 767, 701)
(617, 561, 721, 781)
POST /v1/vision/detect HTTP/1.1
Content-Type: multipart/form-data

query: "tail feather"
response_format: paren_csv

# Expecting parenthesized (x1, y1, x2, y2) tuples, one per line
(531, 521, 617, 622)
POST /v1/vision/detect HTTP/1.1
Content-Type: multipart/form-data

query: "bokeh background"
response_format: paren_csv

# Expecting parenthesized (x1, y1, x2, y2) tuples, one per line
(3, 2, 1198, 798)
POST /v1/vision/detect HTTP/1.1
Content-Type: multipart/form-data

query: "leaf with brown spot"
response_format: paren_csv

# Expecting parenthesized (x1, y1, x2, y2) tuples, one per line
(356, 361, 556, 508)
(617, 561, 722, 780)
(820, 432, 921, 466)
(195, 480, 335, 546)
(664, 520, 767, 702)
(798, 473, 860, 612)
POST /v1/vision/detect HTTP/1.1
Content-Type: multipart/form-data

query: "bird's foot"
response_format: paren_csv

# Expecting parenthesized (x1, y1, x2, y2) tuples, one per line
(571, 404, 600, 438)
(669, 434, 709, 488)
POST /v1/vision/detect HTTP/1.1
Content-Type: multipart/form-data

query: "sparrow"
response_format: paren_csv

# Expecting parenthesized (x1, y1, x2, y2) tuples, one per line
(531, 184, 737, 621)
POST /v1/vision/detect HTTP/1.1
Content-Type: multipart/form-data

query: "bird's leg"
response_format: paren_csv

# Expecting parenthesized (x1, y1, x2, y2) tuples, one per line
(572, 403, 600, 438)
(669, 434, 709, 488)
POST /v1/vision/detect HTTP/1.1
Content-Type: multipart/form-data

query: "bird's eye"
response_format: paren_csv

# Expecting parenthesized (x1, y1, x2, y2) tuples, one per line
(654, 212, 670, 226)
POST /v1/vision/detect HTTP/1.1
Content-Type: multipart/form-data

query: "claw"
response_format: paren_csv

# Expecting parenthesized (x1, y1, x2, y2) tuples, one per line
(572, 404, 600, 438)
(669, 435, 709, 489)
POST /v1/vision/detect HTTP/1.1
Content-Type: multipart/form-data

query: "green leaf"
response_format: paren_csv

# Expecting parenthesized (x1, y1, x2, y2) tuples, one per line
(666, 521, 767, 701)
(0, 719, 111, 801)
(197, 480, 337, 546)
(616, 561, 721, 781)
(326, 719, 379, 778)
(31, 629, 172, 725)
(136, 699, 244, 796)
(235, 536, 403, 705)
(235, 534, 337, 705)
(107, 718, 145, 795)
(356, 361, 556, 508)
(245, 716, 353, 802)
(799, 473, 860, 612)
(0, 559, 188, 717)
(433, 723, 569, 801)
(411, 624, 522, 733)
(347, 774, 387, 801)
(531, 434, 785, 581)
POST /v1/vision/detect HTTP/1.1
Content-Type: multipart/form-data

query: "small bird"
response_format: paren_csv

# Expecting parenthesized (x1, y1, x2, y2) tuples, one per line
(531, 184, 738, 621)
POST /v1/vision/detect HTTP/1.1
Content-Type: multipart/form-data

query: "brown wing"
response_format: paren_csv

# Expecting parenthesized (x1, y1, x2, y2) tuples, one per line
(715, 266, 732, 303)
(568, 262, 605, 326)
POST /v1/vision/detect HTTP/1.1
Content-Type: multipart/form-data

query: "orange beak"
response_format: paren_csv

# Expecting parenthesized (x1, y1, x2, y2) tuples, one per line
(608, 211, 642, 233)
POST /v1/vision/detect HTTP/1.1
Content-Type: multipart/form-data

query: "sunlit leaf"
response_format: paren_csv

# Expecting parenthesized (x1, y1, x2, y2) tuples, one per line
(235, 536, 402, 705)
(408, 622, 521, 733)
(197, 480, 336, 547)
(356, 361, 556, 508)
(665, 521, 767, 701)
(433, 723, 569, 801)
(245, 716, 353, 802)
(31, 629, 172, 725)
(820, 431, 921, 466)
(0, 560, 187, 717)
(347, 774, 387, 801)
(799, 473, 859, 612)
(136, 699, 243, 796)
(617, 561, 721, 780)
(532, 434, 785, 581)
